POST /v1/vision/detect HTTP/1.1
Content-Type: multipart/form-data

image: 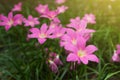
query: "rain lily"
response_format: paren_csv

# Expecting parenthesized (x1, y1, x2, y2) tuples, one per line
(51, 25, 66, 38)
(41, 10, 59, 20)
(48, 60, 58, 73)
(60, 29, 81, 50)
(35, 4, 49, 15)
(55, 0, 66, 4)
(49, 21, 59, 30)
(53, 17, 61, 24)
(54, 54, 63, 66)
(67, 17, 81, 28)
(28, 23, 53, 44)
(0, 12, 23, 31)
(12, 2, 22, 12)
(47, 52, 63, 73)
(116, 44, 120, 54)
(112, 44, 120, 62)
(23, 15, 39, 27)
(67, 17, 95, 40)
(112, 50, 120, 62)
(49, 52, 63, 66)
(67, 37, 99, 64)
(57, 5, 68, 14)
(83, 13, 96, 24)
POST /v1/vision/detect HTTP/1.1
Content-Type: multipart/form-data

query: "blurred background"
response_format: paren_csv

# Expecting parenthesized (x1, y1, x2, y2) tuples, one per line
(0, 0, 120, 28)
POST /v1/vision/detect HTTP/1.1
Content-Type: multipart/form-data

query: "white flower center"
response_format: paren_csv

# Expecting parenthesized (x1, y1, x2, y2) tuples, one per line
(8, 19, 14, 26)
(39, 33, 46, 38)
(71, 39, 77, 45)
(77, 50, 85, 57)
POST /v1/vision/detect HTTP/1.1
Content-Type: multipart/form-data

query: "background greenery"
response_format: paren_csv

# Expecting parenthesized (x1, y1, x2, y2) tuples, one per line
(0, 0, 120, 80)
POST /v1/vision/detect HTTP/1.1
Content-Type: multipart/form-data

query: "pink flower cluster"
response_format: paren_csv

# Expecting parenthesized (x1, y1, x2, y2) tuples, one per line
(60, 16, 99, 64)
(35, 4, 68, 20)
(0, 0, 100, 73)
(0, 2, 40, 31)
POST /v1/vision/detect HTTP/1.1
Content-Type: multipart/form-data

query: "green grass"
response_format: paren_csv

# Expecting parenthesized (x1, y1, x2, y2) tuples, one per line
(0, 0, 120, 80)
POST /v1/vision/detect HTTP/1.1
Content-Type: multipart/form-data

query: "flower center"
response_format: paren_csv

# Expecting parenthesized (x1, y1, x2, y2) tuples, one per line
(41, 8, 45, 13)
(77, 50, 85, 57)
(56, 33, 62, 37)
(39, 33, 46, 38)
(71, 39, 77, 45)
(29, 21, 34, 26)
(8, 19, 14, 26)
(51, 24, 56, 28)
(87, 17, 91, 22)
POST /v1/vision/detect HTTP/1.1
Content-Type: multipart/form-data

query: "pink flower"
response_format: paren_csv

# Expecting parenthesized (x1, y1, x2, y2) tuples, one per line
(28, 23, 52, 44)
(49, 21, 59, 30)
(12, 2, 22, 12)
(54, 54, 63, 66)
(49, 18, 61, 30)
(47, 52, 63, 73)
(23, 15, 39, 27)
(57, 5, 68, 14)
(49, 52, 63, 66)
(66, 37, 99, 64)
(53, 17, 61, 23)
(67, 18, 95, 40)
(112, 44, 120, 62)
(0, 14, 2, 25)
(51, 25, 66, 38)
(55, 0, 66, 4)
(35, 4, 49, 15)
(112, 50, 120, 62)
(53, 17, 61, 24)
(48, 60, 58, 73)
(67, 17, 81, 28)
(41, 10, 59, 20)
(60, 29, 81, 50)
(116, 44, 120, 54)
(13, 14, 23, 26)
(0, 12, 23, 31)
(83, 13, 96, 24)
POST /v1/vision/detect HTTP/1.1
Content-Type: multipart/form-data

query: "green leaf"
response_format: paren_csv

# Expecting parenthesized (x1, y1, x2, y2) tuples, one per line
(104, 71, 120, 80)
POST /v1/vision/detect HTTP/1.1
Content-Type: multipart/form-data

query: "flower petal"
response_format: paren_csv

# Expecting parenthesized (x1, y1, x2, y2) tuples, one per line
(86, 55, 99, 63)
(80, 57, 88, 64)
(40, 23, 48, 33)
(85, 45, 98, 54)
(38, 38, 46, 44)
(67, 53, 79, 62)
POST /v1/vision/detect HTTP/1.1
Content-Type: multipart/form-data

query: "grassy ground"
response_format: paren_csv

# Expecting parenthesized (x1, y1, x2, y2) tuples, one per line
(0, 0, 120, 80)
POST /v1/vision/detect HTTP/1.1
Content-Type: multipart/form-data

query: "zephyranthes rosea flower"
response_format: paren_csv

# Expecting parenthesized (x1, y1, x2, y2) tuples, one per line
(57, 5, 68, 14)
(41, 10, 59, 20)
(35, 4, 49, 15)
(28, 23, 53, 44)
(47, 52, 63, 73)
(112, 44, 120, 62)
(67, 17, 81, 28)
(66, 36, 99, 64)
(23, 15, 40, 27)
(50, 25, 66, 38)
(55, 0, 66, 4)
(83, 13, 96, 24)
(0, 12, 23, 31)
(12, 2, 22, 12)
